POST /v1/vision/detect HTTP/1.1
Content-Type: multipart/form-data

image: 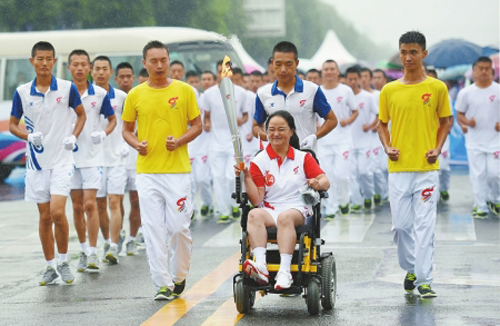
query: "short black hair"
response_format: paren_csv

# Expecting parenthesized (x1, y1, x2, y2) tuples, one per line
(216, 60, 223, 68)
(426, 69, 438, 78)
(323, 59, 339, 69)
(232, 67, 243, 76)
(399, 31, 426, 50)
(272, 41, 298, 60)
(170, 60, 184, 68)
(250, 70, 263, 77)
(115, 62, 134, 76)
(185, 70, 199, 79)
(92, 55, 112, 68)
(265, 110, 300, 150)
(138, 68, 149, 78)
(306, 68, 321, 77)
(202, 70, 216, 79)
(68, 49, 90, 64)
(360, 67, 373, 78)
(373, 69, 387, 79)
(473, 56, 493, 68)
(142, 40, 169, 59)
(31, 41, 55, 58)
(345, 66, 361, 77)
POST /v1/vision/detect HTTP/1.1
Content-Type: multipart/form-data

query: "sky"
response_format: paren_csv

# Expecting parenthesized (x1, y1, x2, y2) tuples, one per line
(321, 0, 499, 50)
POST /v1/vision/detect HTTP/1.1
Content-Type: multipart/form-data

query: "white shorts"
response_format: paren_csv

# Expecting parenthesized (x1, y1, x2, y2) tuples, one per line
(71, 167, 102, 190)
(97, 165, 127, 197)
(261, 204, 312, 225)
(25, 165, 75, 203)
(126, 168, 137, 192)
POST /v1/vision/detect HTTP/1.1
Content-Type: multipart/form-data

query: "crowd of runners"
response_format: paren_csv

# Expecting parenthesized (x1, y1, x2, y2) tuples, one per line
(8, 31, 499, 300)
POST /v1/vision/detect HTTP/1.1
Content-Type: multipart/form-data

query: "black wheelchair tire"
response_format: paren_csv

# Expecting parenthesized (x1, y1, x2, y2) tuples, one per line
(320, 255, 337, 310)
(235, 278, 252, 313)
(306, 279, 321, 315)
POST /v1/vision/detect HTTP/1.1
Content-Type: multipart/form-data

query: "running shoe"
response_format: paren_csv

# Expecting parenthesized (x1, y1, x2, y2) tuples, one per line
(440, 191, 450, 202)
(364, 198, 372, 209)
(274, 270, 293, 290)
(232, 207, 241, 219)
(417, 284, 437, 298)
(340, 204, 350, 216)
(173, 280, 186, 297)
(471, 207, 478, 217)
(217, 215, 231, 224)
(374, 194, 382, 206)
(102, 242, 110, 263)
(154, 287, 173, 301)
(39, 266, 59, 286)
(351, 204, 362, 213)
(57, 261, 75, 284)
(87, 252, 100, 272)
(474, 211, 488, 219)
(200, 205, 210, 217)
(136, 232, 145, 246)
(404, 272, 416, 292)
(243, 260, 269, 285)
(77, 251, 87, 272)
(106, 246, 119, 265)
(126, 240, 138, 256)
(488, 202, 500, 216)
(117, 229, 126, 254)
(324, 214, 335, 221)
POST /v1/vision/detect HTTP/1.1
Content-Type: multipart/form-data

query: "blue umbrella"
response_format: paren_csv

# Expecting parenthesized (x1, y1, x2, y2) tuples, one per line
(425, 39, 482, 69)
(439, 64, 471, 80)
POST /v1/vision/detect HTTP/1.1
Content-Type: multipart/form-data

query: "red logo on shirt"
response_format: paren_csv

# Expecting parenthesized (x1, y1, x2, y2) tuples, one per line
(56, 97, 62, 104)
(169, 97, 178, 109)
(490, 95, 496, 103)
(264, 170, 275, 186)
(293, 166, 299, 174)
(343, 151, 349, 159)
(422, 93, 431, 105)
(442, 150, 448, 158)
(366, 150, 371, 158)
(201, 155, 208, 163)
(336, 96, 343, 103)
(373, 147, 379, 155)
(300, 99, 306, 107)
(177, 196, 187, 212)
(113, 105, 117, 111)
(494, 151, 500, 159)
(91, 102, 97, 108)
(358, 102, 365, 109)
(421, 186, 435, 203)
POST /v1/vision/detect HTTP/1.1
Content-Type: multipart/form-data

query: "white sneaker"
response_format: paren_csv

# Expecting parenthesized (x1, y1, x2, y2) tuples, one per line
(274, 270, 293, 290)
(243, 260, 269, 285)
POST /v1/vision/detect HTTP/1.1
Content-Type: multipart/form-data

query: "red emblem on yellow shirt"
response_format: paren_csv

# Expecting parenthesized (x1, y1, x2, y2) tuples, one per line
(422, 93, 431, 105)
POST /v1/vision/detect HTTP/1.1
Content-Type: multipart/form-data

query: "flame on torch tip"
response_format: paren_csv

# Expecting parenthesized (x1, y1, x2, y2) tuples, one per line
(221, 55, 233, 78)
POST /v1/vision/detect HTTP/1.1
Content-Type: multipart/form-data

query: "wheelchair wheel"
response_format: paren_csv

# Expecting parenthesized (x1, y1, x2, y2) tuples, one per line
(306, 279, 321, 315)
(320, 255, 337, 310)
(235, 278, 252, 313)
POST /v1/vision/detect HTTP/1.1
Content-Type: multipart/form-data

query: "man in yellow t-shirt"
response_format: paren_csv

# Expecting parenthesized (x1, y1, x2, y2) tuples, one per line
(378, 31, 451, 299)
(122, 41, 202, 301)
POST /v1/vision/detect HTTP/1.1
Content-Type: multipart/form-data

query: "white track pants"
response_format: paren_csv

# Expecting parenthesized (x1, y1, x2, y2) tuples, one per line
(389, 171, 439, 286)
(467, 148, 500, 211)
(350, 148, 374, 205)
(372, 146, 388, 198)
(439, 137, 451, 192)
(190, 154, 213, 209)
(318, 144, 351, 214)
(136, 174, 192, 290)
(209, 150, 236, 216)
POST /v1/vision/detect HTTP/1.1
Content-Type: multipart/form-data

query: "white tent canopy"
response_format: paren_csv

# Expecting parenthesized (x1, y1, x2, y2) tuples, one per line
(229, 35, 265, 73)
(310, 29, 356, 69)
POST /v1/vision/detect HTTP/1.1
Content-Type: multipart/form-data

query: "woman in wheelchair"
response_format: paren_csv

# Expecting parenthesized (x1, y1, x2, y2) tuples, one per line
(235, 110, 329, 290)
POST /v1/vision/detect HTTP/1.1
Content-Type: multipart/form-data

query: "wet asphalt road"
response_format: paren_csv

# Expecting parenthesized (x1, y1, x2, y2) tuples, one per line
(0, 168, 499, 326)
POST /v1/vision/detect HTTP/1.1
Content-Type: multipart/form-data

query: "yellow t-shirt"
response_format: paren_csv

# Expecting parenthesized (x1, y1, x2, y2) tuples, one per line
(379, 77, 451, 172)
(122, 80, 200, 174)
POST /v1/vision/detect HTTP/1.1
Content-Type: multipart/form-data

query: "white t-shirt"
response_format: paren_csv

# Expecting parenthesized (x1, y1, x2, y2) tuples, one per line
(100, 86, 127, 167)
(351, 89, 379, 149)
(201, 83, 248, 153)
(188, 90, 211, 157)
(11, 76, 82, 170)
(241, 90, 259, 156)
(369, 89, 382, 148)
(73, 83, 114, 168)
(319, 83, 357, 146)
(456, 82, 500, 152)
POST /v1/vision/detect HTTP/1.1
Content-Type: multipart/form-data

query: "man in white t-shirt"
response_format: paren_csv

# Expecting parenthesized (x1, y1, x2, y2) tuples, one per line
(203, 60, 249, 223)
(346, 67, 379, 212)
(10, 42, 86, 285)
(360, 67, 387, 206)
(456, 56, 500, 218)
(318, 60, 358, 219)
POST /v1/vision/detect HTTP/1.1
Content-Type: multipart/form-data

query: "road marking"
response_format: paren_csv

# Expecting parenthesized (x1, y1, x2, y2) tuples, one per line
(378, 271, 500, 287)
(142, 252, 240, 326)
(435, 213, 477, 241)
(321, 213, 376, 243)
(203, 222, 242, 247)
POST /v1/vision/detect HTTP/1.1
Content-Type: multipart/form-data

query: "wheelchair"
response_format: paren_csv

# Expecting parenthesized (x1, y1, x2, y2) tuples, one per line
(232, 150, 337, 315)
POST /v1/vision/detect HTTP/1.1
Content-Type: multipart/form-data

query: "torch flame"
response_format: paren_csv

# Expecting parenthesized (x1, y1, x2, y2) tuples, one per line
(221, 55, 233, 78)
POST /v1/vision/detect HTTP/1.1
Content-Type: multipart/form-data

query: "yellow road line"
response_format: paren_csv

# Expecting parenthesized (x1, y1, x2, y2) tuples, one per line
(201, 290, 262, 326)
(142, 252, 240, 326)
